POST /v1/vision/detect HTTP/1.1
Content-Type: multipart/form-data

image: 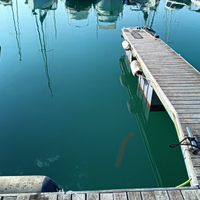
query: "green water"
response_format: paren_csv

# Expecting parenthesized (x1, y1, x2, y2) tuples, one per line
(0, 0, 199, 191)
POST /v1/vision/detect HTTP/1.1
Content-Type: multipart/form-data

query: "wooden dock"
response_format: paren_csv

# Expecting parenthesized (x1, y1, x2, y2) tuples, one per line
(121, 27, 200, 187)
(1, 187, 200, 200)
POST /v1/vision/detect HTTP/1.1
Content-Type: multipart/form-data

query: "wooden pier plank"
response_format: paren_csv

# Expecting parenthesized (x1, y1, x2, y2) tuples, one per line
(16, 195, 30, 200)
(127, 192, 142, 200)
(4, 197, 17, 200)
(58, 193, 71, 200)
(100, 193, 113, 200)
(72, 194, 85, 200)
(154, 191, 169, 200)
(113, 193, 127, 200)
(167, 190, 183, 200)
(175, 109, 200, 114)
(181, 190, 199, 200)
(141, 192, 156, 200)
(87, 193, 99, 200)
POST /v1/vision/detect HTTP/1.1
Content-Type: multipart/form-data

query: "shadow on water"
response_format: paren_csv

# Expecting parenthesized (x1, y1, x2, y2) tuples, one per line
(119, 55, 189, 187)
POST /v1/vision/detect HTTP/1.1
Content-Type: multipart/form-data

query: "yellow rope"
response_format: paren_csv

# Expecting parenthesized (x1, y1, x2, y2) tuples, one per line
(176, 177, 192, 188)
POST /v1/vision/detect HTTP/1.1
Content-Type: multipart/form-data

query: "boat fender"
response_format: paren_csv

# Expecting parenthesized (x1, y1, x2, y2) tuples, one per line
(0, 176, 61, 194)
(130, 60, 142, 77)
(122, 40, 130, 50)
(41, 176, 62, 192)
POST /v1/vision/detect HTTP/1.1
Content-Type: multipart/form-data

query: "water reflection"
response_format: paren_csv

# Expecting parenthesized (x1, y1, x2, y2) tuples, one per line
(65, 0, 92, 27)
(190, 0, 200, 11)
(128, 0, 160, 27)
(0, 0, 11, 5)
(94, 0, 123, 30)
(27, 0, 57, 14)
(165, 0, 191, 10)
(119, 55, 188, 187)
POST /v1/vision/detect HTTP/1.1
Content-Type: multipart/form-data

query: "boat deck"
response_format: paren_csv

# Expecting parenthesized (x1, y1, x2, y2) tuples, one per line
(121, 27, 200, 187)
(1, 187, 200, 200)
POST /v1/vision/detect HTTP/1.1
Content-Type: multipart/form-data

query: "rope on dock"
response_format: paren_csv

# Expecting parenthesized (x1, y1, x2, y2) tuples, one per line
(176, 177, 192, 188)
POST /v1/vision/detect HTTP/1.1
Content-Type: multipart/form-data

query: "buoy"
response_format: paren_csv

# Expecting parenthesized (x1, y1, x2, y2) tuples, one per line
(122, 40, 130, 50)
(0, 176, 61, 194)
(130, 60, 142, 77)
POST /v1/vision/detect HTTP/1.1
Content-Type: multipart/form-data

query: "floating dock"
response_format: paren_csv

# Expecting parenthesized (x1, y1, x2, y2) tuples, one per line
(1, 187, 200, 200)
(121, 27, 200, 187)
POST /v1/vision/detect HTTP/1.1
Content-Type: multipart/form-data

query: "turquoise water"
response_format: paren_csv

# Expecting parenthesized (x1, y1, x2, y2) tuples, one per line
(0, 0, 199, 191)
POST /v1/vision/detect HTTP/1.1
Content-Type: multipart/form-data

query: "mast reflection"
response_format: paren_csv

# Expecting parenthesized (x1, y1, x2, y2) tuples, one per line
(0, 0, 22, 60)
(27, 0, 58, 97)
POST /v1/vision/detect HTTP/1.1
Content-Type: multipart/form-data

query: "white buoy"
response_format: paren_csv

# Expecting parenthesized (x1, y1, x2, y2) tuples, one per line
(130, 60, 142, 77)
(122, 40, 130, 50)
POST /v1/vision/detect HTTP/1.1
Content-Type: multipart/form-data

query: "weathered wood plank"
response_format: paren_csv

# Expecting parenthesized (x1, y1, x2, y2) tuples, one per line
(192, 158, 200, 167)
(194, 168, 200, 178)
(178, 114, 200, 119)
(154, 191, 169, 200)
(156, 79, 200, 84)
(194, 189, 200, 199)
(149, 70, 196, 75)
(113, 193, 127, 200)
(141, 192, 156, 200)
(17, 195, 30, 200)
(173, 104, 200, 109)
(4, 197, 17, 200)
(160, 82, 200, 87)
(179, 118, 200, 124)
(181, 190, 199, 200)
(175, 109, 200, 114)
(181, 123, 200, 130)
(171, 100, 200, 105)
(30, 194, 57, 200)
(127, 192, 142, 200)
(142, 59, 186, 65)
(58, 193, 71, 200)
(72, 194, 85, 200)
(167, 190, 183, 200)
(161, 86, 200, 90)
(100, 193, 113, 200)
(87, 193, 99, 200)
(168, 97, 200, 101)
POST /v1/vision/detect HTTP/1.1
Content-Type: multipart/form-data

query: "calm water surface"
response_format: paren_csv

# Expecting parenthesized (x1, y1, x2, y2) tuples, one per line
(0, 0, 199, 191)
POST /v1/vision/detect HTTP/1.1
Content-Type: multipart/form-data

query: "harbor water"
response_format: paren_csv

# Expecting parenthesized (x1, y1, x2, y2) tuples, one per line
(0, 0, 199, 191)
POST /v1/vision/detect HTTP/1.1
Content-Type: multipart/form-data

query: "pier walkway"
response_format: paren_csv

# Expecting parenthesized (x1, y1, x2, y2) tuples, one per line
(1, 187, 200, 200)
(121, 27, 200, 187)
